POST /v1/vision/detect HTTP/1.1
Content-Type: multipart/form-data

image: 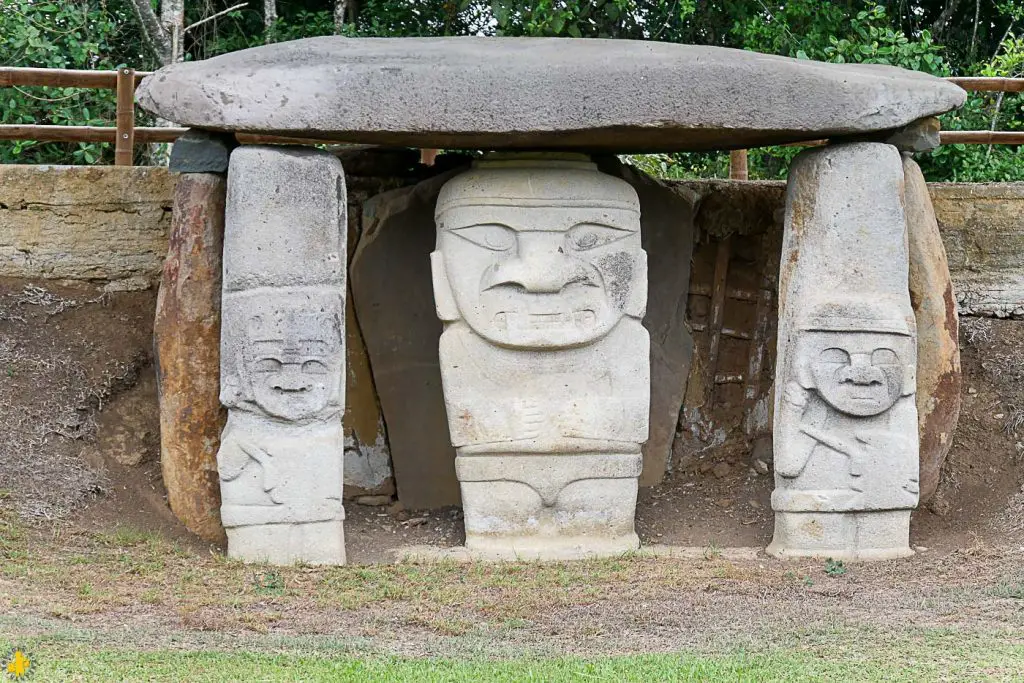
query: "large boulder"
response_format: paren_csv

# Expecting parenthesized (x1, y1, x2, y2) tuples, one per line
(137, 37, 965, 153)
(904, 157, 962, 503)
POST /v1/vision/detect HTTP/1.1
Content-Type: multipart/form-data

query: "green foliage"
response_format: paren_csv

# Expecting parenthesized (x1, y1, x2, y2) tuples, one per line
(492, 0, 698, 39)
(251, 569, 286, 595)
(0, 0, 1020, 179)
(922, 32, 1024, 182)
(0, 0, 146, 165)
(824, 558, 848, 577)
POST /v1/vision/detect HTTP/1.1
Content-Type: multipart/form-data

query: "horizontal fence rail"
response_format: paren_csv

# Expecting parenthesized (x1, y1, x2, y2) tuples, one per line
(0, 66, 1020, 171)
(0, 124, 187, 144)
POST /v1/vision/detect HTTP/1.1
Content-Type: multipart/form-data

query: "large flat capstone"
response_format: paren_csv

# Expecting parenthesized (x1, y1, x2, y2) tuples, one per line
(136, 37, 966, 153)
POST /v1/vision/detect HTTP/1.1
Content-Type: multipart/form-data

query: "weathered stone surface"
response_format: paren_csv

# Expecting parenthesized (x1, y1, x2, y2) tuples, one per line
(353, 171, 463, 510)
(886, 117, 941, 153)
(155, 173, 227, 544)
(137, 37, 966, 153)
(905, 157, 962, 504)
(223, 148, 345, 292)
(768, 143, 918, 561)
(932, 183, 1024, 317)
(218, 146, 347, 564)
(596, 158, 697, 486)
(342, 290, 393, 497)
(433, 155, 648, 557)
(0, 165, 173, 280)
(169, 129, 234, 174)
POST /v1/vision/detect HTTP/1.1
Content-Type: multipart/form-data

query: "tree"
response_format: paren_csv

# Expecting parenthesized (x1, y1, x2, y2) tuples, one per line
(0, 0, 147, 164)
(0, 0, 1020, 178)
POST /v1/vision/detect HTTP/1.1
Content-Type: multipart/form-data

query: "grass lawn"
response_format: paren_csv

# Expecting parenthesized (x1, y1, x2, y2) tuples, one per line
(3, 630, 1023, 682)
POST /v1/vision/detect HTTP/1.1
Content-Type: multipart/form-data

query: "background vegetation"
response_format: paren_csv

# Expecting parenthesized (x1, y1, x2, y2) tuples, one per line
(0, 0, 1021, 179)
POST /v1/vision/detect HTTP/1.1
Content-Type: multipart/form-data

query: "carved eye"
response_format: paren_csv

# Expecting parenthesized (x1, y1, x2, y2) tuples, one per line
(566, 224, 631, 251)
(254, 358, 282, 373)
(302, 360, 329, 375)
(871, 349, 900, 366)
(818, 348, 850, 364)
(452, 224, 516, 251)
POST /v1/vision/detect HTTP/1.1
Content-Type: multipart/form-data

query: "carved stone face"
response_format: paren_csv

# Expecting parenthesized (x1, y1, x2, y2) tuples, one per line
(243, 309, 343, 421)
(801, 331, 911, 417)
(434, 158, 644, 349)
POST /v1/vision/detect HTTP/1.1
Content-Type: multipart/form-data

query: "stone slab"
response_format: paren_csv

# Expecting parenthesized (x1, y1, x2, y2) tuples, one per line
(136, 37, 966, 153)
(353, 171, 464, 509)
(392, 544, 760, 563)
(169, 129, 234, 174)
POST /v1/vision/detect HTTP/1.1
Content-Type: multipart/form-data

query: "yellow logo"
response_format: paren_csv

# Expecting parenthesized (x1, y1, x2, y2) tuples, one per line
(3, 648, 32, 679)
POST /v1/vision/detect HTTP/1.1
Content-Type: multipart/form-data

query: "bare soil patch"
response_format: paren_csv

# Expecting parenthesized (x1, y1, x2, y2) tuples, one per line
(0, 278, 154, 521)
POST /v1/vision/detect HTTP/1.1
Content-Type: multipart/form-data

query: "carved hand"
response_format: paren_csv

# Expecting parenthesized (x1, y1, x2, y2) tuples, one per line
(783, 381, 809, 410)
(511, 398, 546, 440)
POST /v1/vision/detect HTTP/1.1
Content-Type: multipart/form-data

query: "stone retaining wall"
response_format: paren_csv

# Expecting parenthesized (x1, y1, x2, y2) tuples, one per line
(0, 165, 174, 284)
(931, 183, 1024, 318)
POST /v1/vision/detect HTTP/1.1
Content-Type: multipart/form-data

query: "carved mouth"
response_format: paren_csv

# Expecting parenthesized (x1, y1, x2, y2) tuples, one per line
(492, 309, 598, 332)
(528, 312, 569, 327)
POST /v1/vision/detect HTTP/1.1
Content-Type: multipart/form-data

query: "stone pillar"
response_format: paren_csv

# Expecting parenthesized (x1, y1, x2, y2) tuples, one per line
(904, 156, 962, 504)
(155, 131, 231, 544)
(431, 154, 649, 559)
(768, 142, 919, 561)
(217, 146, 348, 565)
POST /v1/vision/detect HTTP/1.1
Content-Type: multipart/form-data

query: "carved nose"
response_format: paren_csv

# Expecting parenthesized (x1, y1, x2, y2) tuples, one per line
(840, 355, 883, 386)
(488, 235, 593, 294)
(271, 368, 311, 392)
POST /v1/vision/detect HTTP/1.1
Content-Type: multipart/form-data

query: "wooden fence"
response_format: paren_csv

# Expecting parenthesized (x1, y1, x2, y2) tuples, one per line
(0, 66, 1020, 170)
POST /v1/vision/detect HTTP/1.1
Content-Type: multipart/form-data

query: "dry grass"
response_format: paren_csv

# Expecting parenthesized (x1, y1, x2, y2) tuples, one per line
(3, 504, 1024, 661)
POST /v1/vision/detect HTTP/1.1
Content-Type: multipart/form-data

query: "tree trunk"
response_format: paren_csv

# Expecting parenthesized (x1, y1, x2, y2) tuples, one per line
(161, 0, 186, 64)
(264, 0, 277, 42)
(334, 0, 348, 33)
(127, 0, 172, 65)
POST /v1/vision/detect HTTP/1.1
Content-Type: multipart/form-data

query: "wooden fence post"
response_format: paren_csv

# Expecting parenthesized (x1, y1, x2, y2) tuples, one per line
(115, 67, 135, 166)
(729, 149, 749, 180)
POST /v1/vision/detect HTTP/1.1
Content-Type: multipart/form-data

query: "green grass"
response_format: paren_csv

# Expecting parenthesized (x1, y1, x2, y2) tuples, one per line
(3, 631, 1024, 682)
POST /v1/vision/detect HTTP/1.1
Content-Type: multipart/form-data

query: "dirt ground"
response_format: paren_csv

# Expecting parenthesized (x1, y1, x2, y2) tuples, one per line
(2, 279, 1024, 666)
(3, 278, 1024, 559)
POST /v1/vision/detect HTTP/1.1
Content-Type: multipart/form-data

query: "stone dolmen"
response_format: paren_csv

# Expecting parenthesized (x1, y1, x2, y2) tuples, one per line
(138, 37, 966, 564)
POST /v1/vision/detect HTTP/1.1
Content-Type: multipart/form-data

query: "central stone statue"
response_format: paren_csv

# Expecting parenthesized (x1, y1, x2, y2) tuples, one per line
(431, 154, 650, 558)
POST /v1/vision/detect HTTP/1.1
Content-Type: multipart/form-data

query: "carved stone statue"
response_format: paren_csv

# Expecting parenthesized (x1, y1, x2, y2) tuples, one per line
(431, 154, 650, 558)
(769, 142, 919, 560)
(218, 147, 348, 564)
